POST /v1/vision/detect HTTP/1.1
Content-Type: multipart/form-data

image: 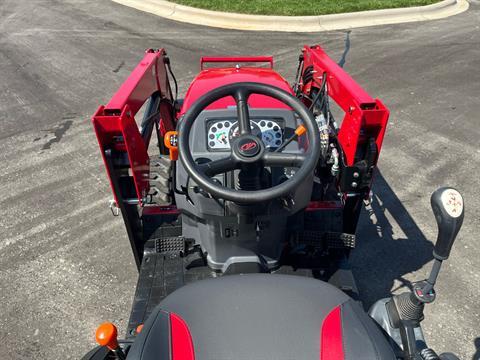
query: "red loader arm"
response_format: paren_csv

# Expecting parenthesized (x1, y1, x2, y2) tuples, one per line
(299, 45, 389, 167)
(92, 49, 176, 207)
(297, 45, 389, 232)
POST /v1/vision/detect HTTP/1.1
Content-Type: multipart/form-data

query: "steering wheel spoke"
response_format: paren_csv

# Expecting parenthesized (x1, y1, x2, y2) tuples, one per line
(233, 89, 251, 135)
(198, 155, 238, 177)
(263, 152, 306, 168)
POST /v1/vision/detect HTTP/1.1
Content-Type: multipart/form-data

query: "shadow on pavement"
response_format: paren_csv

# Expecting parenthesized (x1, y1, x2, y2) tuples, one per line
(351, 169, 433, 308)
(473, 338, 480, 360)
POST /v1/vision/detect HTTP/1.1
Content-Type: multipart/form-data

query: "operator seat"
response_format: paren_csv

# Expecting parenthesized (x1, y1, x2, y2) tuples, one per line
(126, 274, 396, 360)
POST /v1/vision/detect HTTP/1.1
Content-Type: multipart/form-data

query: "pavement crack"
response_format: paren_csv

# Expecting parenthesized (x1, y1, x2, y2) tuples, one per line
(113, 61, 124, 73)
(338, 30, 351, 69)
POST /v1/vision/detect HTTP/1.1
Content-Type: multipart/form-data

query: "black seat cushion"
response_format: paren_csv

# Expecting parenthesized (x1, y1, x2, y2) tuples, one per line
(127, 274, 395, 360)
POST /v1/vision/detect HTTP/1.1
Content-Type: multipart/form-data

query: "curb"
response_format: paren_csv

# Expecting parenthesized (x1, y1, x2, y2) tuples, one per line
(111, 0, 469, 32)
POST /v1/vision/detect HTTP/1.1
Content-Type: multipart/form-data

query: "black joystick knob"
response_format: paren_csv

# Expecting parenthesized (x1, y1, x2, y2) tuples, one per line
(389, 188, 465, 359)
(411, 187, 466, 304)
(430, 187, 464, 260)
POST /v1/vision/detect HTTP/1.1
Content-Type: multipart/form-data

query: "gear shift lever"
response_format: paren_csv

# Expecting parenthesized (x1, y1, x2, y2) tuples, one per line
(387, 187, 465, 359)
(431, 187, 464, 260)
(412, 187, 464, 303)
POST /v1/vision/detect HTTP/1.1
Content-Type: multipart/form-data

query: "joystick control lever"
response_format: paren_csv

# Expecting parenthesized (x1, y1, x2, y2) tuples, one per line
(431, 187, 464, 260)
(95, 322, 126, 360)
(388, 187, 464, 359)
(413, 187, 464, 303)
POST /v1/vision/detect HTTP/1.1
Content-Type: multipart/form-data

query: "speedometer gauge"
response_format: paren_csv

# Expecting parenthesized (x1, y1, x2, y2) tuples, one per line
(207, 119, 283, 150)
(207, 120, 233, 150)
(257, 120, 283, 148)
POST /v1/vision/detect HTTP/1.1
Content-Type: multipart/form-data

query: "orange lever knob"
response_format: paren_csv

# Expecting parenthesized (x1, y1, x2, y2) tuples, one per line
(294, 125, 307, 136)
(164, 131, 179, 161)
(95, 322, 119, 351)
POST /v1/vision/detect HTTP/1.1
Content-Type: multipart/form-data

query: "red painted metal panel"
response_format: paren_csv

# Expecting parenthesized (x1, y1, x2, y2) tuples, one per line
(170, 313, 195, 360)
(119, 105, 150, 202)
(302, 45, 374, 111)
(320, 306, 345, 360)
(142, 206, 180, 216)
(201, 56, 273, 70)
(366, 99, 390, 160)
(105, 49, 169, 114)
(92, 105, 122, 204)
(301, 45, 389, 166)
(92, 49, 174, 206)
(92, 105, 150, 205)
(337, 100, 389, 166)
(306, 201, 342, 212)
(180, 67, 292, 115)
(337, 108, 363, 166)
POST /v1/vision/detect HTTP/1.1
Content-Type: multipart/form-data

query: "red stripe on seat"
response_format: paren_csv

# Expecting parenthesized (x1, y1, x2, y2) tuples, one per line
(321, 306, 345, 360)
(170, 313, 195, 360)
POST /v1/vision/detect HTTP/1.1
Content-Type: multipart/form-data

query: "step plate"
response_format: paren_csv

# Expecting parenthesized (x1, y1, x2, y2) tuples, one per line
(126, 240, 214, 337)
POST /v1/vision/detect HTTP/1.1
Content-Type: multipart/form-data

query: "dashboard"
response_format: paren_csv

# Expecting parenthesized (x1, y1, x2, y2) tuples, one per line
(206, 118, 283, 151)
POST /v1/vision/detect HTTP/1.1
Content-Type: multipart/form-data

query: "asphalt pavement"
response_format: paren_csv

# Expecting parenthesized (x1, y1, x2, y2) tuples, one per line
(0, 0, 479, 358)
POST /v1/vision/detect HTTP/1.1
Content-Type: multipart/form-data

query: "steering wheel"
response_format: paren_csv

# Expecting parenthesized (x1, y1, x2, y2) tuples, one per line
(178, 82, 320, 204)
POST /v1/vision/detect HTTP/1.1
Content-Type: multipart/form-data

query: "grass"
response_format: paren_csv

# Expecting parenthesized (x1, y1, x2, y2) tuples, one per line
(171, 0, 441, 16)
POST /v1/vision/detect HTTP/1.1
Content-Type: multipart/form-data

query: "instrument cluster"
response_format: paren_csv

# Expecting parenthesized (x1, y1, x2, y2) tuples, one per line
(207, 119, 283, 151)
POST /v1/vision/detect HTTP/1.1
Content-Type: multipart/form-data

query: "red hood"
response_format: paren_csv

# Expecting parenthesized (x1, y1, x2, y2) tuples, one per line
(180, 67, 293, 115)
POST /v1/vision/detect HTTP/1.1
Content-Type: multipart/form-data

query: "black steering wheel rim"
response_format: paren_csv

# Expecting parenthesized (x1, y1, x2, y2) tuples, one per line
(178, 82, 320, 204)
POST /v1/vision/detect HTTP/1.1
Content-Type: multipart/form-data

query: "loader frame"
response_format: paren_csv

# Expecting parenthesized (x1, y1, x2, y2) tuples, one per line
(92, 45, 389, 269)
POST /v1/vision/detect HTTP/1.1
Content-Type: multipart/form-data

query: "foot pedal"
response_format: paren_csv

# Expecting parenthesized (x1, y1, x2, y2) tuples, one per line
(296, 231, 355, 249)
(155, 237, 186, 255)
(325, 232, 355, 249)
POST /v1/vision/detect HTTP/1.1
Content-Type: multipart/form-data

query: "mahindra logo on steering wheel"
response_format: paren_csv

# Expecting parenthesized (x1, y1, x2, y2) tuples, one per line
(238, 138, 261, 157)
(240, 142, 257, 151)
